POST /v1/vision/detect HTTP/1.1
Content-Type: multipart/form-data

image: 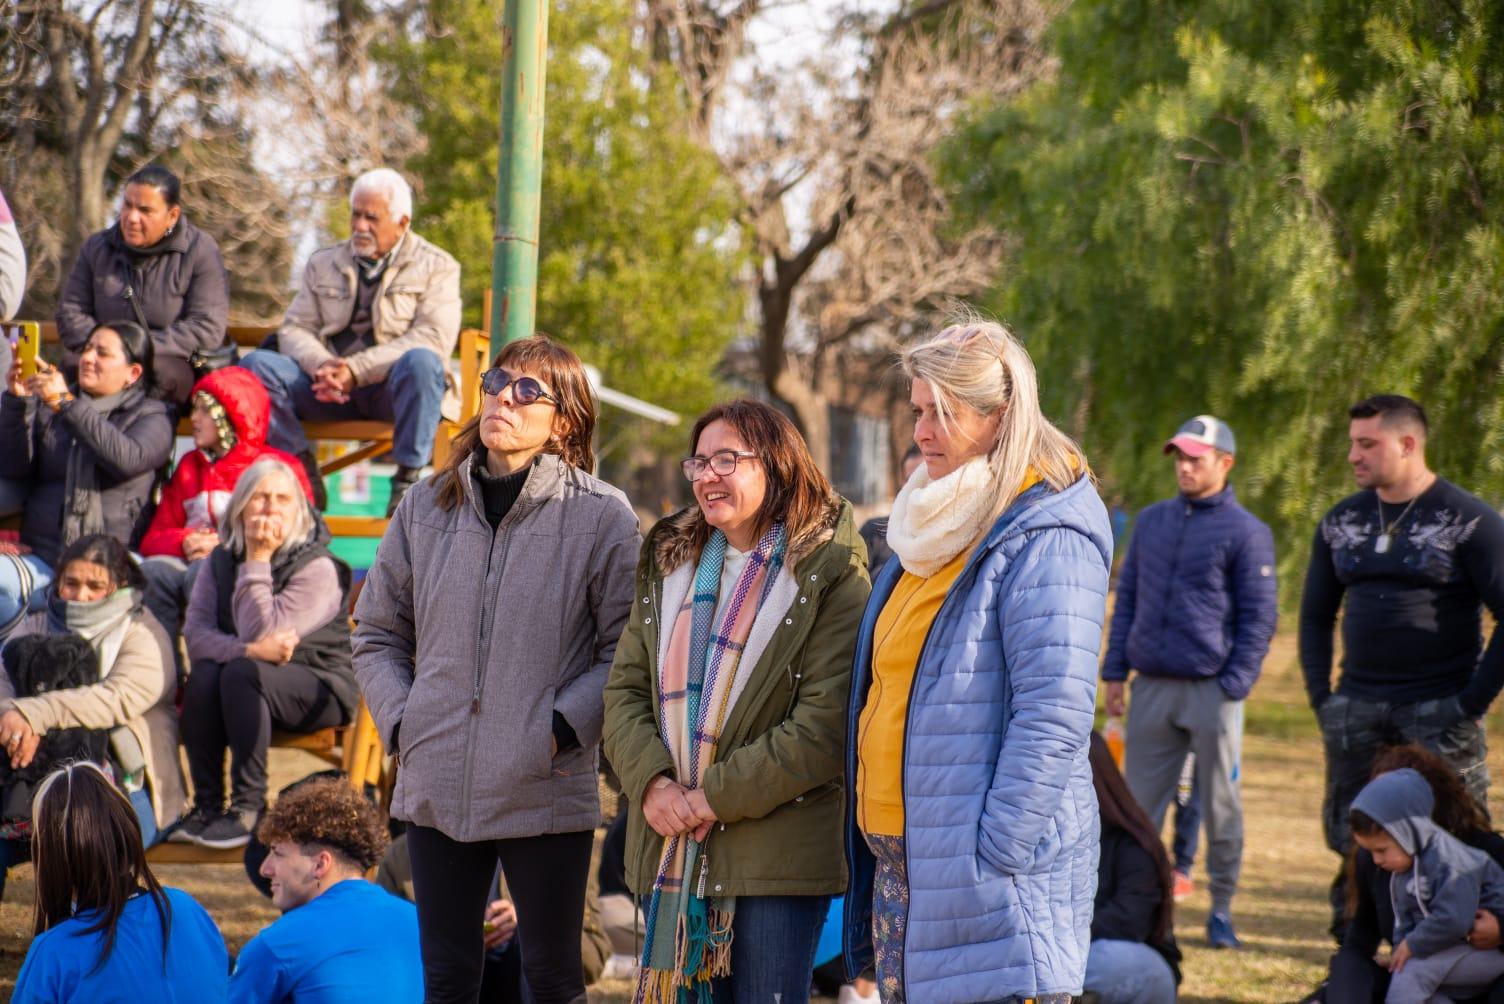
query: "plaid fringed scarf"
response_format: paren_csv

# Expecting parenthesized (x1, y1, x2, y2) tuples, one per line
(637, 522, 788, 1003)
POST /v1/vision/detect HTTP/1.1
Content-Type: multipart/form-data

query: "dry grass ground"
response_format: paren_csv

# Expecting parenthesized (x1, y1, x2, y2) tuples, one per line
(0, 627, 1498, 1002)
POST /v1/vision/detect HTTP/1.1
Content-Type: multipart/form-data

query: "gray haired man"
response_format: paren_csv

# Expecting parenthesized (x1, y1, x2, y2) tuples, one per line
(241, 168, 461, 515)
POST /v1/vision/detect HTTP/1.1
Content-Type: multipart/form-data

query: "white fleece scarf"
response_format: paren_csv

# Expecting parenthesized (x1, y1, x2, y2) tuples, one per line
(886, 455, 998, 576)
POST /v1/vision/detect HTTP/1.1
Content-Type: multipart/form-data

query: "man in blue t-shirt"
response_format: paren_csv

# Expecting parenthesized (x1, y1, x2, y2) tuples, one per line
(229, 778, 422, 1004)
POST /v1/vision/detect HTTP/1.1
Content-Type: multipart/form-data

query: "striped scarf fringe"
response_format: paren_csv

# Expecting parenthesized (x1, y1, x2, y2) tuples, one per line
(636, 522, 787, 1003)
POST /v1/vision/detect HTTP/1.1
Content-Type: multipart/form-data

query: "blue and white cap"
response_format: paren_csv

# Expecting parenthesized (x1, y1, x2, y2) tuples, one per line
(1164, 414, 1236, 457)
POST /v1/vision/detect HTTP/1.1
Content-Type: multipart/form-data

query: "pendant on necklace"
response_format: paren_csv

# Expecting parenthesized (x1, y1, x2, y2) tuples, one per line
(1376, 533, 1391, 554)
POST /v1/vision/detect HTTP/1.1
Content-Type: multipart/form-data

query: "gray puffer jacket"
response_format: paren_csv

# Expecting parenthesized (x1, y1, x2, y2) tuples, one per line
(353, 451, 641, 841)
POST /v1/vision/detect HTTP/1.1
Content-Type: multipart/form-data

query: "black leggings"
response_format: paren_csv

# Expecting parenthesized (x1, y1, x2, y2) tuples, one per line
(406, 824, 594, 1004)
(180, 657, 345, 815)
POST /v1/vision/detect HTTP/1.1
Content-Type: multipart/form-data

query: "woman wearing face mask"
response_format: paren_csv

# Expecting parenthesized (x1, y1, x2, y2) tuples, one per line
(176, 457, 354, 851)
(0, 534, 186, 887)
(842, 320, 1113, 1004)
(354, 335, 641, 1004)
(139, 367, 314, 651)
(603, 398, 869, 1003)
(0, 321, 174, 638)
(55, 163, 229, 405)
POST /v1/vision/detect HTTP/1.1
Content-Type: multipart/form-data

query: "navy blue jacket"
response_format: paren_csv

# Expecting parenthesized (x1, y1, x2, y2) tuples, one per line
(1102, 486, 1277, 700)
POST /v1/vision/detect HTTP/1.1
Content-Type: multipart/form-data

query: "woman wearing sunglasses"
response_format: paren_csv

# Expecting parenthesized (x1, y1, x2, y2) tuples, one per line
(354, 335, 641, 1004)
(603, 398, 870, 1003)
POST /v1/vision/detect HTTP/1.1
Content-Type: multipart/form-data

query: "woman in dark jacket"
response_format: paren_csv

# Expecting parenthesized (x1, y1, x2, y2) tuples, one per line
(1325, 744, 1504, 1004)
(0, 321, 173, 637)
(55, 163, 229, 404)
(175, 456, 355, 851)
(1086, 731, 1180, 1004)
(603, 399, 869, 1004)
(354, 335, 641, 1004)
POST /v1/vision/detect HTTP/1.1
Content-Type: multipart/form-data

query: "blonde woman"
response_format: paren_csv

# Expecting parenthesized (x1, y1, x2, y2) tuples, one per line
(842, 320, 1112, 1004)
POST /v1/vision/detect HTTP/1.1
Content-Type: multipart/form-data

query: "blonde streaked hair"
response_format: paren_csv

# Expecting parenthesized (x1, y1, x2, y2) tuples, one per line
(224, 457, 316, 559)
(901, 318, 1086, 517)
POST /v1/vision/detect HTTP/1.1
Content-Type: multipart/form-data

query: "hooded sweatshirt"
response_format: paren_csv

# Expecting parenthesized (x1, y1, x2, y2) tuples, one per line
(139, 366, 313, 559)
(1350, 768, 1504, 957)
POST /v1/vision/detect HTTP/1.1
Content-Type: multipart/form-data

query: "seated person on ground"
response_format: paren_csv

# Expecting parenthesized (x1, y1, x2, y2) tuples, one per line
(140, 366, 313, 649)
(229, 777, 421, 1004)
(176, 457, 357, 850)
(1342, 761, 1504, 1004)
(375, 829, 611, 1002)
(12, 762, 228, 1004)
(54, 163, 230, 406)
(1327, 744, 1504, 1004)
(0, 322, 174, 638)
(0, 535, 186, 879)
(238, 166, 460, 515)
(1085, 730, 1182, 1004)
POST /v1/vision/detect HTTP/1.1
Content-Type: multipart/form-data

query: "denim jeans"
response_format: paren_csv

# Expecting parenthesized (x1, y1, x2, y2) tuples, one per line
(0, 553, 53, 637)
(1083, 939, 1177, 1004)
(711, 894, 831, 1004)
(238, 348, 447, 468)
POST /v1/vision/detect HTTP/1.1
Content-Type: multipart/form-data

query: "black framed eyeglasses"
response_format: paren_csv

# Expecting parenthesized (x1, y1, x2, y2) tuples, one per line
(481, 368, 557, 406)
(681, 450, 758, 482)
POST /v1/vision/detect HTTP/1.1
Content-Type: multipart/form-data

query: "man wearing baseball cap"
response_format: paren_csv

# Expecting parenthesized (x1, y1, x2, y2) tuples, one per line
(1102, 414, 1278, 950)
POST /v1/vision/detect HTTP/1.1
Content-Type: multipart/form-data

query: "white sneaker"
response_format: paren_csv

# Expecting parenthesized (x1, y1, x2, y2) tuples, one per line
(601, 953, 639, 981)
(838, 984, 880, 1004)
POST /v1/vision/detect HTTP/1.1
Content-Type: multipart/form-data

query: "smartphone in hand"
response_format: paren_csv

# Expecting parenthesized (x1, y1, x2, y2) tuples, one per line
(13, 321, 39, 379)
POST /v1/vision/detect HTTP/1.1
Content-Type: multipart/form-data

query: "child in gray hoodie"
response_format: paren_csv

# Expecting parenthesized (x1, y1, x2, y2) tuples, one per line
(1350, 768, 1504, 1003)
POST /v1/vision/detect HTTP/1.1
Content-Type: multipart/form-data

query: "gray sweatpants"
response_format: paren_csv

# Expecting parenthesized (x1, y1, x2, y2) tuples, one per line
(1124, 674, 1244, 914)
(1386, 942, 1504, 1003)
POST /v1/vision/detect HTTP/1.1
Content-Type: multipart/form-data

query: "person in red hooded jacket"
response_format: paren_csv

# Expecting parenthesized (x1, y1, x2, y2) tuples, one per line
(140, 367, 313, 659)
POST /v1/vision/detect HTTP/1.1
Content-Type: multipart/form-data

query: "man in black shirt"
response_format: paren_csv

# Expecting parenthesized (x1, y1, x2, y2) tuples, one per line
(1300, 394, 1504, 934)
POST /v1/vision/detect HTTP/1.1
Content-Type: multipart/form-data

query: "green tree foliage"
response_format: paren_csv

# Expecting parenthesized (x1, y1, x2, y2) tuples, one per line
(944, 0, 1504, 583)
(379, 0, 745, 423)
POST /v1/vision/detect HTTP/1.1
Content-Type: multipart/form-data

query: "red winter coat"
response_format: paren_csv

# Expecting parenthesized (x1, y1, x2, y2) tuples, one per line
(139, 367, 314, 558)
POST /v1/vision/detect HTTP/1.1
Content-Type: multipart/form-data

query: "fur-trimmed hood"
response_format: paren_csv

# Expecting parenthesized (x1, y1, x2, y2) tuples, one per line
(649, 495, 851, 575)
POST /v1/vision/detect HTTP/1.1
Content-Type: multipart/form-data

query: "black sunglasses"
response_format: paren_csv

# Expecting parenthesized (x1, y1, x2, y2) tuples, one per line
(481, 368, 557, 406)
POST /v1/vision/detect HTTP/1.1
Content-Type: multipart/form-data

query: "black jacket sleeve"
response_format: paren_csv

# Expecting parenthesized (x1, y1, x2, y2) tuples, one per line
(0, 393, 37, 479)
(1299, 521, 1344, 709)
(56, 398, 174, 481)
(1457, 509, 1504, 716)
(1092, 832, 1163, 943)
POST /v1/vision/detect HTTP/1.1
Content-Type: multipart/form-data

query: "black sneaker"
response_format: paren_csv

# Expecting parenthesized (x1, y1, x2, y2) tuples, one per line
(192, 811, 252, 850)
(165, 807, 215, 844)
(386, 466, 422, 518)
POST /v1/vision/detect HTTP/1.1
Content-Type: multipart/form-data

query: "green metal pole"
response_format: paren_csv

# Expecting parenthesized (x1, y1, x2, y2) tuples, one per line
(491, 0, 549, 353)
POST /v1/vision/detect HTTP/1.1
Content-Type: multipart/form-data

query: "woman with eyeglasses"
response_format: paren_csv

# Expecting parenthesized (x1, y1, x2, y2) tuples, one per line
(603, 398, 870, 1003)
(354, 335, 641, 1004)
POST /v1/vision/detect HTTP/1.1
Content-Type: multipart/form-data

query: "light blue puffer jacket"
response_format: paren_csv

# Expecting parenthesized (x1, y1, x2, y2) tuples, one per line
(843, 475, 1112, 1002)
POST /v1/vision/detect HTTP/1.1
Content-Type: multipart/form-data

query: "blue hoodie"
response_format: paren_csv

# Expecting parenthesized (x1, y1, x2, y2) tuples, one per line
(1351, 769, 1504, 957)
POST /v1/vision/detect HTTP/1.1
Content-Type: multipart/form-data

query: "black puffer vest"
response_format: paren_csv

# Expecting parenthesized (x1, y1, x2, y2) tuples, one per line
(209, 534, 357, 717)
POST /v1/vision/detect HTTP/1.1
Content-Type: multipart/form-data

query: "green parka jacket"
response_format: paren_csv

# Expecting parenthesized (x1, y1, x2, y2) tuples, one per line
(602, 496, 870, 898)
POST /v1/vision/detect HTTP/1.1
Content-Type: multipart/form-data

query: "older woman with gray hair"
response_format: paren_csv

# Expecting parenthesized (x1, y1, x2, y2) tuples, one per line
(175, 456, 355, 849)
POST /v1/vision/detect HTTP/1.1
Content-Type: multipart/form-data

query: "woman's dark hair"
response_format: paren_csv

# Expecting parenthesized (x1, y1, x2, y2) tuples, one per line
(1089, 731, 1175, 945)
(54, 534, 146, 593)
(682, 399, 835, 557)
(87, 321, 157, 396)
(31, 762, 172, 973)
(125, 164, 181, 207)
(434, 335, 597, 511)
(1343, 742, 1492, 917)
